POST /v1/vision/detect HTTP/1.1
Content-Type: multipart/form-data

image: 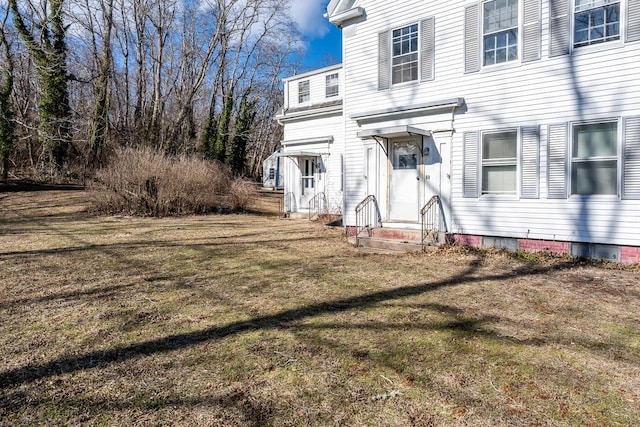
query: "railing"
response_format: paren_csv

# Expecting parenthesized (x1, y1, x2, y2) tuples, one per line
(421, 195, 445, 250)
(355, 195, 382, 246)
(308, 192, 327, 221)
(280, 192, 296, 217)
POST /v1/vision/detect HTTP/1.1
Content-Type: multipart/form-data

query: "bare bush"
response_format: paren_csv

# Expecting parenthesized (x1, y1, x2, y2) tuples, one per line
(90, 147, 256, 216)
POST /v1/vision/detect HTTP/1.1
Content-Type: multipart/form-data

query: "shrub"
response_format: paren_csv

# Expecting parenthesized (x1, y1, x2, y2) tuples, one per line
(90, 147, 256, 216)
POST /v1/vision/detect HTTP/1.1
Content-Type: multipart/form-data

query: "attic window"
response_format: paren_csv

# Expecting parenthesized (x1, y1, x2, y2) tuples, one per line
(298, 80, 310, 104)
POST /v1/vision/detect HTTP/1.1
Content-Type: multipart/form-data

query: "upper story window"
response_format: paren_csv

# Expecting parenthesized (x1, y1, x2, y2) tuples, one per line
(465, 0, 542, 73)
(483, 0, 519, 65)
(298, 80, 310, 104)
(392, 24, 419, 84)
(378, 18, 435, 90)
(574, 0, 621, 48)
(325, 73, 339, 98)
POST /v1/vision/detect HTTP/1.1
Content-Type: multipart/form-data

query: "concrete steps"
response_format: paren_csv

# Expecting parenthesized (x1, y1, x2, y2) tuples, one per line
(356, 227, 443, 253)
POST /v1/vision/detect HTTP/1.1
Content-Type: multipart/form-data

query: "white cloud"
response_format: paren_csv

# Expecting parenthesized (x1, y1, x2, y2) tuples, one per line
(289, 0, 329, 38)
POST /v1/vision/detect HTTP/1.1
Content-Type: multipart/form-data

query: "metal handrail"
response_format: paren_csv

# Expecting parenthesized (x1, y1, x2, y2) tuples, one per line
(308, 192, 327, 221)
(355, 195, 382, 246)
(420, 195, 444, 250)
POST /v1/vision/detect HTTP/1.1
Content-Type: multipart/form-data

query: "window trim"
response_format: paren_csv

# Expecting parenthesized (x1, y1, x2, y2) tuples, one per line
(298, 80, 310, 104)
(573, 0, 623, 49)
(482, 0, 521, 67)
(569, 118, 621, 197)
(480, 128, 520, 196)
(391, 22, 420, 85)
(325, 73, 339, 98)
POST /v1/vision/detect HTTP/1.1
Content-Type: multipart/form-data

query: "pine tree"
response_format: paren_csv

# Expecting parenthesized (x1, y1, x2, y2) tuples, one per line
(229, 92, 255, 175)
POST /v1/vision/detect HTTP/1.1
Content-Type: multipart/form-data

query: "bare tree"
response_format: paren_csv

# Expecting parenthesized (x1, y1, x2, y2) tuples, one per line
(0, 5, 15, 182)
(9, 0, 72, 171)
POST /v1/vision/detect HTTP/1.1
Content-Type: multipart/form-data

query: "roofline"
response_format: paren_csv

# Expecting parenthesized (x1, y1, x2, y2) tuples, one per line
(275, 102, 343, 123)
(282, 63, 343, 82)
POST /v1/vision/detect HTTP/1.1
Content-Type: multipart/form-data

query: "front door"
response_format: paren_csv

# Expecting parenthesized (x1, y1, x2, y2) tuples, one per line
(389, 140, 420, 222)
(300, 157, 317, 209)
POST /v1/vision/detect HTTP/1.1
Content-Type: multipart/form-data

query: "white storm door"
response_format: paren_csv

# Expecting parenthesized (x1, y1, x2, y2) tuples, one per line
(389, 140, 420, 222)
(300, 157, 317, 208)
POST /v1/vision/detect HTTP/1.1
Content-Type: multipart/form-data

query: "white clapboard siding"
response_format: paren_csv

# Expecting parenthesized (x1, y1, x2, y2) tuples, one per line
(331, 0, 640, 245)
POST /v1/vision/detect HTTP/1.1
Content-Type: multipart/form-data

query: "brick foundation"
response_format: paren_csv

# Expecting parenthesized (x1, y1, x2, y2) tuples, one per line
(518, 239, 570, 255)
(621, 246, 640, 263)
(451, 234, 482, 248)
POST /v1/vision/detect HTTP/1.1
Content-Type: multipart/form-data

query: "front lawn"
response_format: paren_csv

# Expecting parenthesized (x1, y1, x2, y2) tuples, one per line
(1, 188, 639, 426)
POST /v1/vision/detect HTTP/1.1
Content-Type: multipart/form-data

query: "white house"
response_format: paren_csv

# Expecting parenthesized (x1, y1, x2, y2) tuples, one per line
(275, 64, 344, 216)
(262, 149, 284, 190)
(279, 0, 640, 262)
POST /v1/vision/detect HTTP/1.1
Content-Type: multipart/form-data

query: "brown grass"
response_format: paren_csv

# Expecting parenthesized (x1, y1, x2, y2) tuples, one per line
(0, 188, 639, 426)
(90, 147, 257, 216)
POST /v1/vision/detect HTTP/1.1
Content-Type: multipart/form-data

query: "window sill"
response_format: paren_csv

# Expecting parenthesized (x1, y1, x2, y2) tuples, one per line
(568, 193, 620, 200)
(479, 194, 519, 201)
(389, 80, 420, 89)
(479, 59, 521, 74)
(571, 40, 624, 56)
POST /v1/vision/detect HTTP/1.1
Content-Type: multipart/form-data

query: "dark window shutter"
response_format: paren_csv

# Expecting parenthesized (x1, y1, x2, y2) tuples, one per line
(522, 0, 541, 62)
(520, 126, 540, 198)
(463, 131, 479, 198)
(464, 4, 480, 73)
(628, 0, 640, 42)
(549, 0, 570, 57)
(420, 17, 435, 81)
(623, 116, 640, 199)
(548, 123, 568, 199)
(378, 31, 390, 90)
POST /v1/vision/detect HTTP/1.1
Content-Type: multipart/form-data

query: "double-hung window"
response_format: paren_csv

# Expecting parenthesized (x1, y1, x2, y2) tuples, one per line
(325, 73, 339, 98)
(298, 80, 310, 104)
(483, 0, 519, 65)
(574, 0, 621, 48)
(379, 18, 435, 89)
(482, 130, 518, 194)
(392, 24, 419, 84)
(571, 121, 618, 195)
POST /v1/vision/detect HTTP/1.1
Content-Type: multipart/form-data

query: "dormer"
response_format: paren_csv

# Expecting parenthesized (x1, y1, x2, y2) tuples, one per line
(325, 0, 364, 27)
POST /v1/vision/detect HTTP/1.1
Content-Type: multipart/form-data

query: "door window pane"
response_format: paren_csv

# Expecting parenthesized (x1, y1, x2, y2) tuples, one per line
(393, 142, 419, 169)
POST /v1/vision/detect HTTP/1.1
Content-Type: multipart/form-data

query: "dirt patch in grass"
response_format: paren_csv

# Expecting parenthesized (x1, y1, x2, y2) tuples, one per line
(1, 187, 639, 426)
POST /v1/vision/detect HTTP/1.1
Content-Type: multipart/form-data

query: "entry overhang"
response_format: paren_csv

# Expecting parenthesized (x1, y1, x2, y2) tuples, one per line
(357, 125, 431, 139)
(274, 151, 327, 157)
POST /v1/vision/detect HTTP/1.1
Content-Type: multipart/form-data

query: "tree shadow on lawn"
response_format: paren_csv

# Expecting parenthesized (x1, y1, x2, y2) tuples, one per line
(0, 255, 585, 391)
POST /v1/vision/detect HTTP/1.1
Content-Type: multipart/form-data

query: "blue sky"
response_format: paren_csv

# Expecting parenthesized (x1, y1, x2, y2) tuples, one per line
(289, 0, 343, 70)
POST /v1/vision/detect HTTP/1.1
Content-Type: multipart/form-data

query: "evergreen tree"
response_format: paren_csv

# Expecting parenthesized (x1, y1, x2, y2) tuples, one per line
(213, 90, 233, 163)
(229, 92, 255, 175)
